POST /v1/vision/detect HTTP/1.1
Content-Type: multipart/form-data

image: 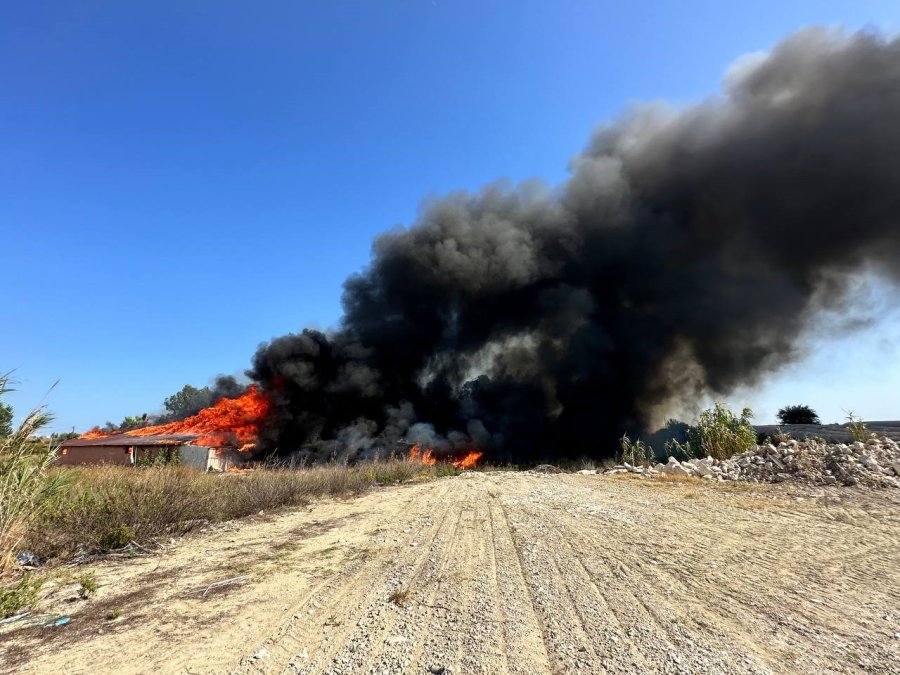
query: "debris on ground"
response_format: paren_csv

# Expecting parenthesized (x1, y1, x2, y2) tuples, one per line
(0, 613, 70, 633)
(15, 551, 41, 568)
(603, 437, 900, 487)
(533, 464, 563, 473)
(200, 574, 253, 598)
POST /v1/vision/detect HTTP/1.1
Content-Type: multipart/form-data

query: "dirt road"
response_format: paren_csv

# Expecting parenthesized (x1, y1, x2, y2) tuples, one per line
(5, 472, 900, 674)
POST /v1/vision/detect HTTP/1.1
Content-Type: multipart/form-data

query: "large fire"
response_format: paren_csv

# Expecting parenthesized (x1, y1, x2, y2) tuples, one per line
(79, 386, 270, 449)
(409, 444, 483, 470)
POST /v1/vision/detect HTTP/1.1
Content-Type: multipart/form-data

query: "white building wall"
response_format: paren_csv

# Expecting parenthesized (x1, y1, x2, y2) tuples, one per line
(178, 446, 247, 471)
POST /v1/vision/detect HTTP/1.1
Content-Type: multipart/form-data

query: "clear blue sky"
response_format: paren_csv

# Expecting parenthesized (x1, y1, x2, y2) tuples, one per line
(3, 1, 899, 433)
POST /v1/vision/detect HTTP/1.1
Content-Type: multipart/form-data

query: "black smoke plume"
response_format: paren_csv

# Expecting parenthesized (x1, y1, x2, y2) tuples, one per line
(249, 28, 900, 463)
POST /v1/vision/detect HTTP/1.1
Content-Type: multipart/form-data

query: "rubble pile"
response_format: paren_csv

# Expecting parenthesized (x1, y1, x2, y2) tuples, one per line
(606, 437, 900, 487)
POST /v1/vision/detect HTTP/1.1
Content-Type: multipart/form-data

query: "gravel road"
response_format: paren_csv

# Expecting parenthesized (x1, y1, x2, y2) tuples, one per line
(6, 472, 900, 674)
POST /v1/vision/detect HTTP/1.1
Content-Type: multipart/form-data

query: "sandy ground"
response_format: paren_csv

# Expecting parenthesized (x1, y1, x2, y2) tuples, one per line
(3, 472, 899, 674)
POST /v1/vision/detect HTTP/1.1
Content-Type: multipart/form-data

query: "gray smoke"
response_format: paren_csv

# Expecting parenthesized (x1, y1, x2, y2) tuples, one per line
(249, 28, 900, 463)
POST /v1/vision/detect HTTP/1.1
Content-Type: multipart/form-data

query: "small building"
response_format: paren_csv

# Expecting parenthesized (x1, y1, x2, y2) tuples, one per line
(58, 433, 246, 471)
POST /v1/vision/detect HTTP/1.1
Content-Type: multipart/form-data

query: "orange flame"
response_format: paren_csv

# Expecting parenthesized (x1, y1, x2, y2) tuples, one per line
(409, 444, 437, 465)
(453, 450, 484, 470)
(78, 386, 270, 450)
(409, 444, 483, 470)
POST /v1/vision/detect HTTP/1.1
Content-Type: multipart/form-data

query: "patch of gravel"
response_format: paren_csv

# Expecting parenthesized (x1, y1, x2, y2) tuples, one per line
(606, 436, 900, 487)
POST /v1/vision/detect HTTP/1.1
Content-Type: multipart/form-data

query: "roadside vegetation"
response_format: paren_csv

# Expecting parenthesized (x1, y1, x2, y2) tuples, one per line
(664, 403, 757, 461)
(25, 460, 454, 563)
(618, 434, 652, 467)
(613, 403, 760, 466)
(0, 374, 68, 616)
(845, 411, 870, 442)
(1, 458, 454, 617)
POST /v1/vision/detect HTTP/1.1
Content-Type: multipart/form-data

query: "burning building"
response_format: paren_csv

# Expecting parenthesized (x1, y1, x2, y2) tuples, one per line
(60, 386, 270, 469)
(57, 433, 245, 470)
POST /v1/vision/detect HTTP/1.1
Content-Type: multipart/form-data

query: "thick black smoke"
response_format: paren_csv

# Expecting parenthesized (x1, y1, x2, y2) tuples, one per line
(249, 28, 900, 463)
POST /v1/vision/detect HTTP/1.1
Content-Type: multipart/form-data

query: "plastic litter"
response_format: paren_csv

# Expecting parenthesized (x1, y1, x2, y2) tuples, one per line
(15, 551, 41, 567)
(0, 613, 70, 632)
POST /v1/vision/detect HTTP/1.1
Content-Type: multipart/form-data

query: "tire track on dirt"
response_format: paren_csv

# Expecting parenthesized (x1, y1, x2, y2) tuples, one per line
(234, 482, 456, 674)
(498, 498, 609, 673)
(10, 473, 899, 675)
(292, 495, 460, 674)
(532, 501, 774, 673)
(488, 496, 553, 674)
(543, 476, 900, 673)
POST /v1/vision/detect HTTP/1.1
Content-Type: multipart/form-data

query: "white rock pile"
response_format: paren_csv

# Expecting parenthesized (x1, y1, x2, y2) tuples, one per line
(605, 437, 900, 488)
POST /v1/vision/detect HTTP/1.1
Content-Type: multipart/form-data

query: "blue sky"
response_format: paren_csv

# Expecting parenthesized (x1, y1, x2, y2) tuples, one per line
(3, 1, 899, 433)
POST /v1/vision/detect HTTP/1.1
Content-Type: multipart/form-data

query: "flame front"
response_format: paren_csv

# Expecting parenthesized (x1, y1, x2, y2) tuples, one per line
(409, 444, 483, 470)
(79, 428, 110, 440)
(409, 445, 437, 465)
(452, 450, 483, 470)
(79, 386, 270, 449)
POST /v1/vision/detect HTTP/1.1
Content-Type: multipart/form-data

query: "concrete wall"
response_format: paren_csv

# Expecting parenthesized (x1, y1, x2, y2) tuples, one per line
(57, 445, 133, 466)
(179, 445, 212, 470)
(179, 446, 247, 471)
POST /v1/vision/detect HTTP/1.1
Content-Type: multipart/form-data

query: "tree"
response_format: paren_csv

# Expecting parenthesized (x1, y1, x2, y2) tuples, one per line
(119, 414, 150, 431)
(160, 379, 245, 422)
(777, 404, 821, 425)
(0, 401, 12, 438)
(162, 385, 213, 421)
(103, 413, 150, 433)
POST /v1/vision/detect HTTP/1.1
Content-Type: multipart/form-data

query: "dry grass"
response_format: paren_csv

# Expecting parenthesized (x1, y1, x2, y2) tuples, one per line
(387, 588, 409, 605)
(26, 459, 452, 561)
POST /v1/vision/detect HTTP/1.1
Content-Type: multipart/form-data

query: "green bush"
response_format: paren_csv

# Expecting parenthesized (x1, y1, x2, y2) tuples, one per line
(98, 524, 135, 552)
(667, 403, 756, 461)
(77, 573, 98, 599)
(777, 404, 821, 425)
(136, 447, 180, 467)
(0, 574, 43, 618)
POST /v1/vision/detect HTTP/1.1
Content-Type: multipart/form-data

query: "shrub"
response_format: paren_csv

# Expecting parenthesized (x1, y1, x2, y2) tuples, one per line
(31, 465, 212, 556)
(77, 573, 98, 599)
(136, 447, 180, 467)
(667, 403, 756, 461)
(777, 404, 821, 425)
(618, 434, 652, 466)
(845, 411, 869, 442)
(0, 574, 43, 617)
(664, 436, 695, 461)
(98, 524, 135, 552)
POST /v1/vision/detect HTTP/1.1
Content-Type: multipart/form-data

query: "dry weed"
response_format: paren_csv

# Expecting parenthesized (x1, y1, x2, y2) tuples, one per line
(27, 459, 449, 560)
